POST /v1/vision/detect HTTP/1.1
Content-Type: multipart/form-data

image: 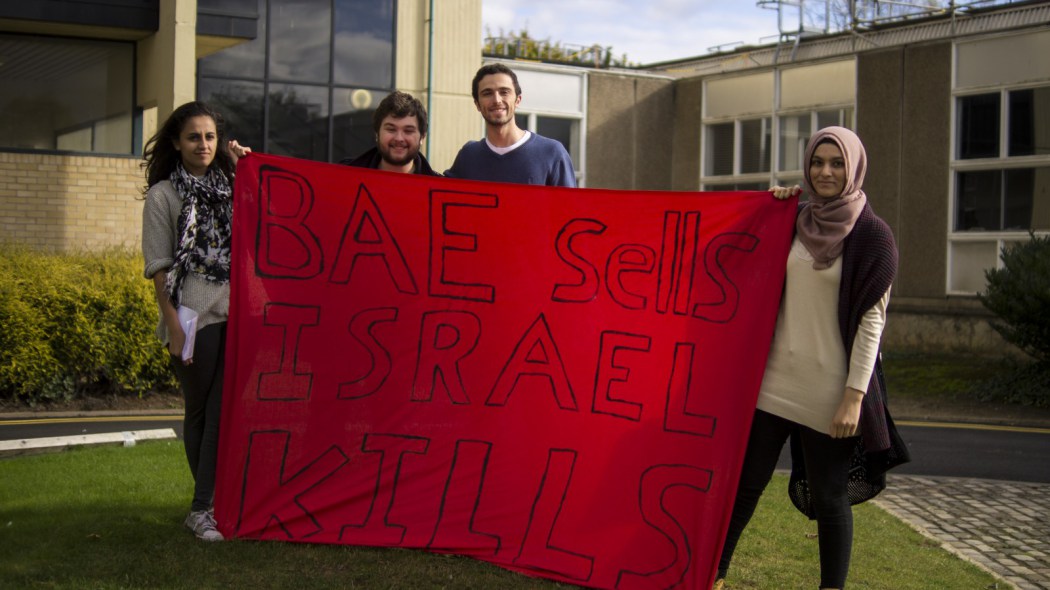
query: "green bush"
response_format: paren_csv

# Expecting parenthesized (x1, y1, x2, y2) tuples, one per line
(0, 244, 176, 405)
(977, 233, 1050, 406)
(979, 232, 1050, 363)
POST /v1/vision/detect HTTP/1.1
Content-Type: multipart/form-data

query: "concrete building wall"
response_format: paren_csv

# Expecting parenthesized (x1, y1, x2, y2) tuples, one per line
(585, 72, 674, 190)
(0, 153, 143, 251)
(671, 77, 703, 192)
(856, 41, 1008, 355)
(397, 0, 481, 172)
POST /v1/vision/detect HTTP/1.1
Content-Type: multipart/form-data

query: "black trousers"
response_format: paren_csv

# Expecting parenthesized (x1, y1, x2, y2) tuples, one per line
(718, 409, 857, 588)
(170, 322, 226, 513)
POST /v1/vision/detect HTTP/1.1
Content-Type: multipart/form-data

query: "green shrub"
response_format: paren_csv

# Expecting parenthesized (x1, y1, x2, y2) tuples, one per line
(978, 232, 1050, 363)
(0, 244, 176, 405)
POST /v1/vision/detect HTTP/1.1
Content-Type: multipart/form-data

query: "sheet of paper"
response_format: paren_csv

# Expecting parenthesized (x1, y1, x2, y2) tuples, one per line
(176, 306, 198, 361)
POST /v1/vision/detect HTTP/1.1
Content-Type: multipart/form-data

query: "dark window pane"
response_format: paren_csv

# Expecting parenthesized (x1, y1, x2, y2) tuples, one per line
(778, 114, 811, 172)
(332, 87, 378, 162)
(198, 78, 265, 154)
(199, 0, 265, 78)
(817, 108, 851, 130)
(705, 123, 734, 176)
(268, 84, 330, 160)
(1009, 87, 1050, 157)
(956, 170, 1001, 231)
(740, 118, 771, 174)
(1004, 168, 1034, 230)
(270, 0, 331, 83)
(537, 116, 577, 166)
(705, 182, 767, 191)
(198, 0, 258, 11)
(958, 93, 999, 159)
(0, 35, 133, 154)
(515, 113, 528, 131)
(334, 0, 395, 88)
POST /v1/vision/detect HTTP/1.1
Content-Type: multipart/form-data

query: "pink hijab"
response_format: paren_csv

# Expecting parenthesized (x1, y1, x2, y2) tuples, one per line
(797, 126, 868, 269)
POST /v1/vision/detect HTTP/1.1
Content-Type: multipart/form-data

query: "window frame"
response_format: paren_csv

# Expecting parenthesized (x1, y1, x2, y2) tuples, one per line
(699, 63, 855, 192)
(947, 82, 1050, 295)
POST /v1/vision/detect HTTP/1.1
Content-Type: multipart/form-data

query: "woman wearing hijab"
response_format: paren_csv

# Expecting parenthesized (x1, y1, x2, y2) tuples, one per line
(714, 126, 904, 589)
(141, 101, 250, 541)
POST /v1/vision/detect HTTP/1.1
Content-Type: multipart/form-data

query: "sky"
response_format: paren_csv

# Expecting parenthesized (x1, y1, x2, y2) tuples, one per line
(480, 0, 789, 65)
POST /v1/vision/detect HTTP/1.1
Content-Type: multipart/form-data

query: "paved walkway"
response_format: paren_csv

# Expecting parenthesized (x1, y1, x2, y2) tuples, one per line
(875, 475, 1050, 590)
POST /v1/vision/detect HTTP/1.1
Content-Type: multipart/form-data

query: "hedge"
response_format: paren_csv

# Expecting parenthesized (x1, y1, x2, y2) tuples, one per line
(0, 244, 176, 405)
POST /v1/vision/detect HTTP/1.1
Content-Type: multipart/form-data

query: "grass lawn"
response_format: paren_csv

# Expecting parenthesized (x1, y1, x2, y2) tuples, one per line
(0, 441, 999, 589)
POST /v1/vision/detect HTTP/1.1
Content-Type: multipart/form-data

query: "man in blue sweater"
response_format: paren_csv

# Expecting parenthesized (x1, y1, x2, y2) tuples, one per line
(445, 64, 576, 187)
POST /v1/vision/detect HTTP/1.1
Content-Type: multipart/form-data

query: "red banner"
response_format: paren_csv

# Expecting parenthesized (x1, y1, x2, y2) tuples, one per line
(215, 153, 796, 589)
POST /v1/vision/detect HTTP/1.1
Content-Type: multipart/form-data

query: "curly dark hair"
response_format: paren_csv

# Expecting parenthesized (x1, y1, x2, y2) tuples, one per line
(471, 63, 521, 103)
(372, 91, 428, 137)
(141, 101, 235, 193)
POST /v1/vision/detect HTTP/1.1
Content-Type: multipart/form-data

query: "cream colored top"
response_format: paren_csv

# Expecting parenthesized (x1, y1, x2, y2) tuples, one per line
(756, 236, 890, 434)
(141, 180, 230, 344)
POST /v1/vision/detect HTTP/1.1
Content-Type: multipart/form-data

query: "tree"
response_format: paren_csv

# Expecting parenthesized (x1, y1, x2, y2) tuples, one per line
(978, 233, 1050, 363)
(483, 28, 635, 69)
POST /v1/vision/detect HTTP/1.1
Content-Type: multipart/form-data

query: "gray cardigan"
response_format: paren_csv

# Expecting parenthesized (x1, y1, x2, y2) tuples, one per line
(141, 180, 230, 343)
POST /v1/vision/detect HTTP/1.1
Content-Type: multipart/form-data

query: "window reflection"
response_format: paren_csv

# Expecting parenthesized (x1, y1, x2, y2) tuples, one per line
(334, 0, 394, 88)
(267, 84, 330, 160)
(332, 87, 376, 162)
(537, 116, 578, 168)
(199, 0, 266, 79)
(269, 0, 331, 83)
(740, 118, 771, 174)
(1009, 88, 1050, 157)
(958, 93, 999, 159)
(0, 35, 133, 154)
(705, 123, 734, 176)
(198, 78, 265, 152)
(779, 115, 811, 172)
(956, 170, 1001, 231)
(197, 0, 395, 162)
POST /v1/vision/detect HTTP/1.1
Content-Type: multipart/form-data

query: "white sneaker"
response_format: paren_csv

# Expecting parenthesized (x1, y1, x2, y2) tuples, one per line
(184, 509, 224, 541)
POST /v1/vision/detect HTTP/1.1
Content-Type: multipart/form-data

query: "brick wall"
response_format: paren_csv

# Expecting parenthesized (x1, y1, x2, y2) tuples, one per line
(0, 151, 144, 251)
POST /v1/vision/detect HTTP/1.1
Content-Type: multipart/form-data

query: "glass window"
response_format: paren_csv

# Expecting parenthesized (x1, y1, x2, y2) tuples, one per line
(198, 78, 265, 152)
(816, 107, 852, 131)
(198, 0, 396, 163)
(955, 167, 1050, 231)
(537, 116, 578, 168)
(1009, 87, 1050, 157)
(334, 0, 395, 88)
(705, 122, 734, 176)
(740, 118, 771, 174)
(332, 87, 379, 163)
(267, 84, 330, 160)
(199, 0, 267, 79)
(269, 0, 331, 83)
(0, 35, 134, 154)
(955, 170, 1001, 231)
(704, 182, 768, 191)
(958, 93, 999, 159)
(1005, 167, 1050, 230)
(778, 115, 811, 172)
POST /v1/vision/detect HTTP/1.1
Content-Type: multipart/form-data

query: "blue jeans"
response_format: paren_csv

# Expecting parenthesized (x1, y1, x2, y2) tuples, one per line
(718, 409, 857, 588)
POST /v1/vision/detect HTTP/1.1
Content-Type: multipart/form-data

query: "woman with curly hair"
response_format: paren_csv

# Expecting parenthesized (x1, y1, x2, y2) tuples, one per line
(141, 101, 250, 541)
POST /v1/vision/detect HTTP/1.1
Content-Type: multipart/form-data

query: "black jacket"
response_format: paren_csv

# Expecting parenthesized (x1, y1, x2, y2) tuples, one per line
(339, 147, 441, 176)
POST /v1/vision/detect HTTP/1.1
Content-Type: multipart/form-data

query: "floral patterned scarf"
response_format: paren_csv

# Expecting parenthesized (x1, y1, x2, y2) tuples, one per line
(165, 161, 233, 306)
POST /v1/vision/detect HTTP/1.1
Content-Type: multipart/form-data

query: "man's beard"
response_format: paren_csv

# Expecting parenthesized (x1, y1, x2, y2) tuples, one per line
(379, 144, 417, 167)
